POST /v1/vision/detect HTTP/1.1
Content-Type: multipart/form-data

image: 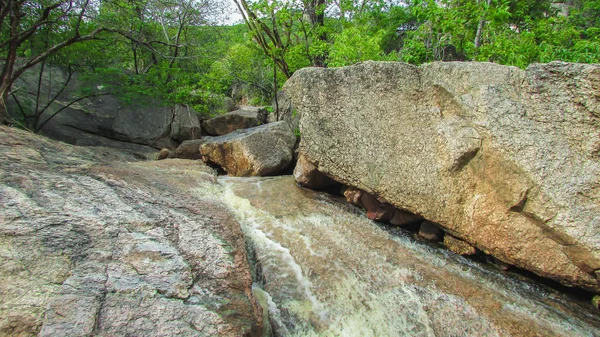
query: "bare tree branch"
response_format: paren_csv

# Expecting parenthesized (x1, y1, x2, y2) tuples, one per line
(35, 92, 111, 133)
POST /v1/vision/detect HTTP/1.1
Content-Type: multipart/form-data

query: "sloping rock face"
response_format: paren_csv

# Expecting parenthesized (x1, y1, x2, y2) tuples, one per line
(202, 107, 267, 136)
(0, 127, 262, 336)
(6, 65, 201, 155)
(200, 121, 297, 176)
(284, 61, 600, 292)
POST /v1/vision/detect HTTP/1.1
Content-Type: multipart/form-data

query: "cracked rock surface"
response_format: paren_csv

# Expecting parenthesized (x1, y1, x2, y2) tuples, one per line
(285, 61, 600, 292)
(0, 126, 262, 337)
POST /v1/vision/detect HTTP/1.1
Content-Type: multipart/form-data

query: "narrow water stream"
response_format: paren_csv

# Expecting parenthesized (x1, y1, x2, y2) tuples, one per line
(199, 175, 600, 336)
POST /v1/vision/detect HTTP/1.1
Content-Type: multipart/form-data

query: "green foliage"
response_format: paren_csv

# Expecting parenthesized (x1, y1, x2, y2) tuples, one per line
(397, 0, 600, 67)
(328, 26, 388, 66)
(4, 0, 599, 130)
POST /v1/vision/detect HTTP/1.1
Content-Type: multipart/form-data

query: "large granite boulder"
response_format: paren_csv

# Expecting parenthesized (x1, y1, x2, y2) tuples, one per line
(200, 121, 297, 176)
(0, 126, 262, 336)
(202, 106, 267, 136)
(6, 65, 202, 154)
(285, 61, 600, 292)
(266, 91, 298, 130)
(171, 104, 202, 142)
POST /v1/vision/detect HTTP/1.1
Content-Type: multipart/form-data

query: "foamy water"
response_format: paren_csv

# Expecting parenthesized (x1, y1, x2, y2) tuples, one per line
(196, 176, 599, 336)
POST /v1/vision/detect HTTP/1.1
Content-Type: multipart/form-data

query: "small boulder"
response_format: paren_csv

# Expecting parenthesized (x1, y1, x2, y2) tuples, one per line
(174, 139, 204, 160)
(367, 204, 396, 222)
(200, 121, 296, 177)
(444, 235, 477, 255)
(390, 209, 423, 226)
(418, 221, 444, 241)
(157, 148, 171, 160)
(359, 193, 381, 213)
(343, 187, 362, 205)
(202, 106, 267, 136)
(294, 154, 337, 189)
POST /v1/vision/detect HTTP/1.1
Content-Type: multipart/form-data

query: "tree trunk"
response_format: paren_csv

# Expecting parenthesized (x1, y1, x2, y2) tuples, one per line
(474, 0, 492, 51)
(307, 0, 327, 67)
(0, 89, 10, 125)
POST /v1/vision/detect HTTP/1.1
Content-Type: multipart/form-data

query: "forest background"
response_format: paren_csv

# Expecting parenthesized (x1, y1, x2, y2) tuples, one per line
(1, 0, 599, 127)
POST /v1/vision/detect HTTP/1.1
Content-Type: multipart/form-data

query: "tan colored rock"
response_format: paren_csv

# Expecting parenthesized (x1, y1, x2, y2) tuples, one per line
(444, 235, 478, 255)
(285, 61, 600, 291)
(293, 153, 337, 189)
(200, 121, 296, 177)
(157, 148, 170, 160)
(343, 187, 362, 205)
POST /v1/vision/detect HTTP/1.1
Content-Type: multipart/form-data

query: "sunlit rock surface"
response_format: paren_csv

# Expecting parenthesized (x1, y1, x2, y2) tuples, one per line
(285, 61, 600, 292)
(0, 126, 261, 336)
(200, 121, 297, 176)
(2, 126, 599, 336)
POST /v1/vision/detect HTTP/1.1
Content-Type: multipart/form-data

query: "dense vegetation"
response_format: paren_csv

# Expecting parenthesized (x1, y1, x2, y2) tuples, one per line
(1, 0, 599, 127)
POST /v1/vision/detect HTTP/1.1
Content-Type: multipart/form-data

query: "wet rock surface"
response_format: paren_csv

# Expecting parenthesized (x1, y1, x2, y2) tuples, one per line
(285, 61, 600, 292)
(0, 126, 262, 336)
(222, 176, 600, 337)
(200, 121, 297, 177)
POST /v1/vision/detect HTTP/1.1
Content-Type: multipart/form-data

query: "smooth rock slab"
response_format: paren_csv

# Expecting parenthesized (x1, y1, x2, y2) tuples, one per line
(0, 127, 262, 336)
(285, 61, 600, 292)
(200, 121, 297, 177)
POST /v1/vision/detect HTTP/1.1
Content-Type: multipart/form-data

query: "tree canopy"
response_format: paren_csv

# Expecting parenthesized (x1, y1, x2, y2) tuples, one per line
(1, 0, 598, 127)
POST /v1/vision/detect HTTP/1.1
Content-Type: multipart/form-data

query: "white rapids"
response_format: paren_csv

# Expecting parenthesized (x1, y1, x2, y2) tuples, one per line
(194, 175, 600, 337)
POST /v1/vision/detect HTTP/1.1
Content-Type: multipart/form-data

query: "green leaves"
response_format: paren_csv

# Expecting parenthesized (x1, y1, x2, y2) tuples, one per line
(328, 26, 386, 67)
(397, 0, 600, 67)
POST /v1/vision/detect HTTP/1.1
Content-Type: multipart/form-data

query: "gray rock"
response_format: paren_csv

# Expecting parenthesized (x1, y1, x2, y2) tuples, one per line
(171, 104, 202, 142)
(174, 139, 205, 160)
(224, 97, 237, 112)
(200, 121, 297, 176)
(267, 91, 298, 130)
(0, 127, 262, 336)
(7, 65, 199, 151)
(202, 106, 267, 136)
(285, 61, 600, 292)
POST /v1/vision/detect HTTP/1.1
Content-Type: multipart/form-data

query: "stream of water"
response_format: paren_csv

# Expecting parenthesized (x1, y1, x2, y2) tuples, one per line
(197, 175, 600, 336)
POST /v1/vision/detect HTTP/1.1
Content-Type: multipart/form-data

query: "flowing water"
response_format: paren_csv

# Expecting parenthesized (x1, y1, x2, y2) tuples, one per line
(197, 175, 600, 337)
